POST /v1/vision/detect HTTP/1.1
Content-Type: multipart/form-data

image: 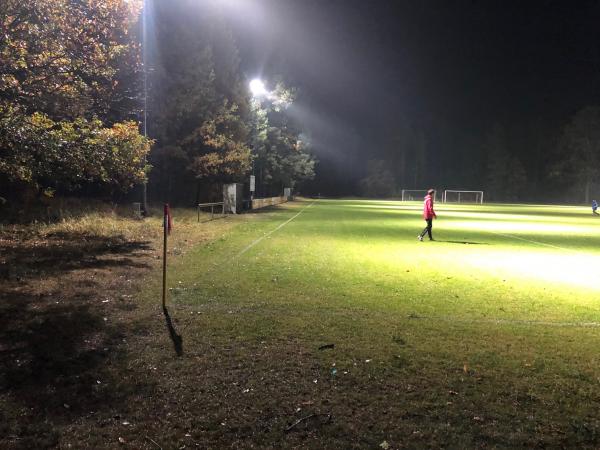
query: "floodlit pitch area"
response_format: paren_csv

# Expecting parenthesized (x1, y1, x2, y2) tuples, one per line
(164, 198, 600, 447)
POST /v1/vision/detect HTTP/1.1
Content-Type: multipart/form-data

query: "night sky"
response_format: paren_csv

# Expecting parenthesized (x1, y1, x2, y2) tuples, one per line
(226, 0, 600, 193)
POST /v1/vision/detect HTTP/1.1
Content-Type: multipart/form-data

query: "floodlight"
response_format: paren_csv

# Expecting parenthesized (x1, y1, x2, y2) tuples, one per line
(249, 78, 268, 97)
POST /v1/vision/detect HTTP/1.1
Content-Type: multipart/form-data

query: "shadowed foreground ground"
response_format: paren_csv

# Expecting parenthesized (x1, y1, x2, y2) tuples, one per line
(0, 227, 156, 448)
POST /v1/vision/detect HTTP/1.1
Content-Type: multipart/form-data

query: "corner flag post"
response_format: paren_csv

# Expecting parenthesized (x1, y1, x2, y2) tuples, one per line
(162, 204, 173, 309)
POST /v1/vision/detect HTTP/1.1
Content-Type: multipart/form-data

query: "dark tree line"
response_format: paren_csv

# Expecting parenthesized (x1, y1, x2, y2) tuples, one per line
(360, 107, 600, 203)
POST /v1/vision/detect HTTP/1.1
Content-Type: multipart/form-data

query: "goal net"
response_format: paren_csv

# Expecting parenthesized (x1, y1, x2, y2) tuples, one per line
(401, 189, 437, 201)
(443, 190, 484, 204)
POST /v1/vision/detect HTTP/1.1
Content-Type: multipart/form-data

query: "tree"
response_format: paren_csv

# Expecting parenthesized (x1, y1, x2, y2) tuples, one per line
(484, 124, 511, 200)
(147, 0, 252, 203)
(556, 106, 600, 203)
(144, 2, 314, 203)
(505, 156, 527, 201)
(0, 106, 150, 194)
(0, 0, 142, 122)
(249, 82, 315, 196)
(484, 123, 528, 201)
(0, 0, 150, 200)
(359, 160, 395, 198)
(383, 118, 427, 190)
(187, 102, 252, 180)
(413, 130, 427, 188)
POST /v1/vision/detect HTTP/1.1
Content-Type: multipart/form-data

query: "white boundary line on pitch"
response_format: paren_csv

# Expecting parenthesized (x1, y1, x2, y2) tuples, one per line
(409, 315, 600, 328)
(489, 231, 576, 252)
(237, 200, 317, 257)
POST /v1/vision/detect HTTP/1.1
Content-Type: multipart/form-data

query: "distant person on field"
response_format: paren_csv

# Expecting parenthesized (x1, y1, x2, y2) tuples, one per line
(593, 199, 599, 215)
(418, 189, 437, 241)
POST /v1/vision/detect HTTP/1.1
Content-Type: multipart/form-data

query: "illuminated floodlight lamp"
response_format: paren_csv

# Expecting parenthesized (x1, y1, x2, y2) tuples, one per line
(249, 78, 268, 97)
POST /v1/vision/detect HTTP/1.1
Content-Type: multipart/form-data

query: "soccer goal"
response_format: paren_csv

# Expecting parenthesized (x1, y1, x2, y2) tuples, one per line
(401, 189, 437, 201)
(443, 190, 484, 204)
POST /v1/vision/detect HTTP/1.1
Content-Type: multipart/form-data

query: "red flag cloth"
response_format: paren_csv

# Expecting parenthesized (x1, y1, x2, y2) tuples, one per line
(164, 203, 173, 234)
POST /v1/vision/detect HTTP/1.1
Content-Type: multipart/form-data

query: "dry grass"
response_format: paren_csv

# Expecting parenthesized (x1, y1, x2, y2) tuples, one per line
(40, 213, 156, 241)
(0, 204, 240, 449)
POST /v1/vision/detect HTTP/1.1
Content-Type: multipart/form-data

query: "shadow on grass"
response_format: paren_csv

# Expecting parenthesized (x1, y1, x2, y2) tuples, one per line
(0, 232, 151, 280)
(163, 306, 183, 356)
(0, 230, 154, 448)
(245, 202, 305, 216)
(198, 215, 227, 224)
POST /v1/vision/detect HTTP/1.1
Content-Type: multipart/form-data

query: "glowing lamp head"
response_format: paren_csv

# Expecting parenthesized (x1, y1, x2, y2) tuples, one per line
(249, 78, 267, 97)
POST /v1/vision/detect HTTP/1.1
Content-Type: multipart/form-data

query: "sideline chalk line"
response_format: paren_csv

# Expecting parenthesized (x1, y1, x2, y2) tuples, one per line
(489, 230, 578, 253)
(410, 314, 600, 329)
(236, 200, 317, 257)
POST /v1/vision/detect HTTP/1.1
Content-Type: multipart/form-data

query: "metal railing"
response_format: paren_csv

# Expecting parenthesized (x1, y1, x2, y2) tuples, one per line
(197, 202, 225, 222)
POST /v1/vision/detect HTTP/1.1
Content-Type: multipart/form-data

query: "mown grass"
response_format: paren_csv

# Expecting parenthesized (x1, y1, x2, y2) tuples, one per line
(147, 198, 600, 448)
(4, 198, 600, 448)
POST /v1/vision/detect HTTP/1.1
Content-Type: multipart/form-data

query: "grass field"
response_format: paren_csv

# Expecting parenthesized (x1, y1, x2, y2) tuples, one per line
(4, 198, 600, 448)
(153, 198, 600, 448)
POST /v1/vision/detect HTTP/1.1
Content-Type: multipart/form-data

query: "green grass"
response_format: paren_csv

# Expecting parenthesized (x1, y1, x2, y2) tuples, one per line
(153, 199, 600, 448)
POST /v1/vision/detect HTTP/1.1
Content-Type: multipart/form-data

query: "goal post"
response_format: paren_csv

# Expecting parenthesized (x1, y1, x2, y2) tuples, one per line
(443, 190, 484, 204)
(401, 189, 437, 202)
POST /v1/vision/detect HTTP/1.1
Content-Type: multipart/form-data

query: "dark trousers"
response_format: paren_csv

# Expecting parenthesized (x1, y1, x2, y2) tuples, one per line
(420, 218, 433, 240)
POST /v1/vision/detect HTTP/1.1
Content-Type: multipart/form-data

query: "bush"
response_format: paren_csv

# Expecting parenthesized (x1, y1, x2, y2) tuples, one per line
(0, 106, 151, 198)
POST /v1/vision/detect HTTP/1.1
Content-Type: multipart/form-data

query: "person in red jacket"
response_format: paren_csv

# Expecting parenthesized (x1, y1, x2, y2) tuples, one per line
(418, 189, 437, 241)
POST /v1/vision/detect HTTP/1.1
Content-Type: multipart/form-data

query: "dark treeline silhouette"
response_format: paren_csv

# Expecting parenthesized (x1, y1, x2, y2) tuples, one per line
(349, 109, 600, 203)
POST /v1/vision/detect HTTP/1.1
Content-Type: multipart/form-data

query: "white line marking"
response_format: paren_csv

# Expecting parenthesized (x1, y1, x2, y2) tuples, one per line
(237, 200, 317, 257)
(409, 314, 600, 328)
(489, 231, 575, 252)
